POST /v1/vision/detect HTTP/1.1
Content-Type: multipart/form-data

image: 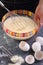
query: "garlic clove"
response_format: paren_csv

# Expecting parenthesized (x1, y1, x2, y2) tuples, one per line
(11, 55, 24, 65)
(32, 42, 41, 52)
(19, 41, 30, 52)
(25, 55, 35, 64)
(8, 63, 20, 65)
(34, 51, 43, 60)
(17, 56, 24, 64)
(36, 36, 43, 45)
(11, 55, 19, 63)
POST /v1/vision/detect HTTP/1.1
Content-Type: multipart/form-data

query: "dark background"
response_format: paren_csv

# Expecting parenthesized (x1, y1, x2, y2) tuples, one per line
(0, 0, 39, 21)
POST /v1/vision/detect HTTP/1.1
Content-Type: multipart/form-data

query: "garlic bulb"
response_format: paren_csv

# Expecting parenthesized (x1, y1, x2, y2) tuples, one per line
(36, 36, 43, 45)
(32, 42, 41, 52)
(25, 55, 35, 64)
(19, 41, 30, 52)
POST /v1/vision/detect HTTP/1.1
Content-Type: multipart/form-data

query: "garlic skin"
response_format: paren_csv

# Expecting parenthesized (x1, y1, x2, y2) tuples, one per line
(19, 41, 30, 52)
(34, 51, 43, 60)
(36, 36, 43, 45)
(32, 42, 41, 52)
(25, 55, 35, 64)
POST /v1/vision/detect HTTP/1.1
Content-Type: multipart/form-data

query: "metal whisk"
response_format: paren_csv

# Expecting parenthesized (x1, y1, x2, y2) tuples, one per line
(0, 1, 10, 12)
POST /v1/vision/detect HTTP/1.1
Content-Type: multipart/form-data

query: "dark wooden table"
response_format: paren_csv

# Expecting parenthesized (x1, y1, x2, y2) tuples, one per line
(0, 22, 43, 65)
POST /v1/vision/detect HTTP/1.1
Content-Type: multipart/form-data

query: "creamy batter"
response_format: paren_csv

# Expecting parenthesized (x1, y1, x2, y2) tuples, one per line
(4, 16, 37, 33)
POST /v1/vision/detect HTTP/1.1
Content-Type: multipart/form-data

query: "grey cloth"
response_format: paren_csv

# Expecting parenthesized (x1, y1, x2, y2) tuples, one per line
(0, 22, 43, 65)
